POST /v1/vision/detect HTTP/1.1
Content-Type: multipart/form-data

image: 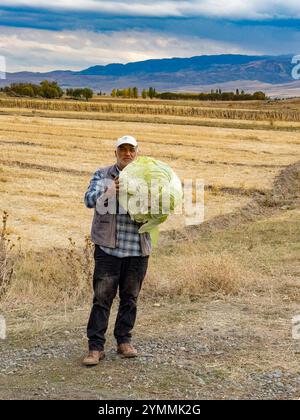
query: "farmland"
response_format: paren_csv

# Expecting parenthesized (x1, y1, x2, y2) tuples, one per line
(0, 97, 300, 249)
(0, 97, 300, 399)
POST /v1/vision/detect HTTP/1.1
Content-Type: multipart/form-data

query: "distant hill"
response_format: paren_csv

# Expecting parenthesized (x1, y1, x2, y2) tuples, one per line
(1, 54, 299, 98)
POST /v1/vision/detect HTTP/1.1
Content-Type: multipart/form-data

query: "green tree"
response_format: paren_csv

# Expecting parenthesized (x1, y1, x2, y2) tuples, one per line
(133, 87, 138, 98)
(252, 91, 266, 100)
(22, 86, 35, 97)
(149, 87, 156, 99)
(72, 89, 82, 99)
(66, 88, 74, 97)
(82, 88, 93, 101)
(40, 80, 63, 99)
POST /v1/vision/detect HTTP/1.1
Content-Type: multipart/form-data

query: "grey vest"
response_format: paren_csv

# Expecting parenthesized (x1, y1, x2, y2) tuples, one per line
(90, 164, 152, 256)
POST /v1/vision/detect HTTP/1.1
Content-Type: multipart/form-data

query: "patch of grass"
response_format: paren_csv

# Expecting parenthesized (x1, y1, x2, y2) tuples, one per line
(145, 251, 248, 299)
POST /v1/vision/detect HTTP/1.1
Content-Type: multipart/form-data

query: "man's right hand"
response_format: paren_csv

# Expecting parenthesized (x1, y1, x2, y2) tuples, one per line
(105, 176, 119, 198)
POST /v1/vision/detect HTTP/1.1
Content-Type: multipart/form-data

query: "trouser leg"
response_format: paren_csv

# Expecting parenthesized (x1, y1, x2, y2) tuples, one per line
(114, 256, 149, 344)
(87, 246, 120, 351)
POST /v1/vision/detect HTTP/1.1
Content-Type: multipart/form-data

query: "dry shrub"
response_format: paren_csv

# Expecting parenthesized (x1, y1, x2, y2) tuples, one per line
(5, 245, 247, 309)
(4, 235, 94, 310)
(0, 211, 16, 300)
(144, 251, 248, 299)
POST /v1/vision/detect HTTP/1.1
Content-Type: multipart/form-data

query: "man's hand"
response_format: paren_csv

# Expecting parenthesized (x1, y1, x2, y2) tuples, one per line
(105, 176, 119, 198)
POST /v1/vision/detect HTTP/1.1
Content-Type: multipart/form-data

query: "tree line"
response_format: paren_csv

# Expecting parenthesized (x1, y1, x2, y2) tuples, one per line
(111, 87, 139, 98)
(110, 86, 266, 100)
(0, 81, 64, 99)
(156, 89, 267, 101)
(0, 81, 93, 101)
(111, 87, 157, 99)
(0, 81, 267, 101)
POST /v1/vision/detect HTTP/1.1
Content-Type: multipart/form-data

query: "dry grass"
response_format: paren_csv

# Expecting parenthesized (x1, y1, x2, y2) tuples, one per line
(1, 98, 300, 401)
(0, 110, 299, 250)
(3, 107, 300, 133)
(144, 251, 248, 298)
(1, 210, 248, 310)
(0, 212, 17, 300)
(2, 230, 94, 309)
(3, 205, 299, 311)
(0, 98, 299, 312)
(1, 97, 300, 121)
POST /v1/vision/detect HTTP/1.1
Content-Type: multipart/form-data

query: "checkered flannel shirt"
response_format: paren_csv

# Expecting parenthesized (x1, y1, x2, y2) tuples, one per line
(84, 166, 143, 258)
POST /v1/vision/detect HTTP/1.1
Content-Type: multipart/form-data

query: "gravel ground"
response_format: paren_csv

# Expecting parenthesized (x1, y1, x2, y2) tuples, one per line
(1, 321, 300, 400)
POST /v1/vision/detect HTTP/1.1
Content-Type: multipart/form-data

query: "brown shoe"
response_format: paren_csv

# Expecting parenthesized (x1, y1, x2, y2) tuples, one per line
(117, 343, 138, 358)
(82, 350, 105, 366)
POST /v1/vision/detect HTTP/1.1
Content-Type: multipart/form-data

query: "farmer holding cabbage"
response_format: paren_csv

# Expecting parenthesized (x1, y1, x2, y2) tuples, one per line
(83, 135, 182, 366)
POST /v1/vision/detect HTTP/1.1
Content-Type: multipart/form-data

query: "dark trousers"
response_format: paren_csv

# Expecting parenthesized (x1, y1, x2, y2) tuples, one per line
(87, 245, 149, 351)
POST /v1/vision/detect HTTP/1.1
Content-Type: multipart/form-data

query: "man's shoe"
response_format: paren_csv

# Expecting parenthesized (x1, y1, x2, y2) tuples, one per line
(117, 343, 138, 358)
(82, 350, 105, 366)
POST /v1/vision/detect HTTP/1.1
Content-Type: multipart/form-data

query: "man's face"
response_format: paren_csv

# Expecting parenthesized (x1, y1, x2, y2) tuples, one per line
(115, 143, 138, 170)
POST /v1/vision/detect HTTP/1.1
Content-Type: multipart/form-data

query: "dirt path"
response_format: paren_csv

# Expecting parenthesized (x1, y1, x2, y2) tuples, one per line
(1, 298, 300, 400)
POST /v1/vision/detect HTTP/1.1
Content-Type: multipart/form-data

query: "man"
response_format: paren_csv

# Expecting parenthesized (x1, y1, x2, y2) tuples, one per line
(83, 135, 151, 366)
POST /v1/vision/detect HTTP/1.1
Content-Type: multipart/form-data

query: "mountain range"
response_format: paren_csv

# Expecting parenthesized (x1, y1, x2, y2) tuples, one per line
(1, 54, 299, 98)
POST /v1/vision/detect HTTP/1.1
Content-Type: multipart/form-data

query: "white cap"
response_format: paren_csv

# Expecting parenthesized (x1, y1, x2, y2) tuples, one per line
(116, 135, 138, 149)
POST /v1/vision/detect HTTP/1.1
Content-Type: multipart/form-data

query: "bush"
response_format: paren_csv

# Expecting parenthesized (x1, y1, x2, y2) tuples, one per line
(0, 212, 16, 301)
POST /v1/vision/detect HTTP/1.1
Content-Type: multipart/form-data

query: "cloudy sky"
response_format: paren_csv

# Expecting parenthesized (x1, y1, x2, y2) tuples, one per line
(0, 0, 299, 72)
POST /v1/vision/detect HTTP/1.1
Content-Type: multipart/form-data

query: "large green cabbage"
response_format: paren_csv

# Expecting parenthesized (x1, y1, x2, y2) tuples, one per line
(118, 156, 183, 244)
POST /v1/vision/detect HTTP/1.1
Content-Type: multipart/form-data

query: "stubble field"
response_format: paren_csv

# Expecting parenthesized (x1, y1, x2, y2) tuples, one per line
(0, 101, 299, 249)
(0, 97, 300, 399)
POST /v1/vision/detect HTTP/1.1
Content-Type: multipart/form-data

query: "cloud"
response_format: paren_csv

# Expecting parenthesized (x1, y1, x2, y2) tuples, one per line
(1, 1, 300, 20)
(0, 2, 299, 73)
(0, 26, 260, 72)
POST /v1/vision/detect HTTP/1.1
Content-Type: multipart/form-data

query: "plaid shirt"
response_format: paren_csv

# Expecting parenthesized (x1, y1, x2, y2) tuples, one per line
(84, 166, 144, 258)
